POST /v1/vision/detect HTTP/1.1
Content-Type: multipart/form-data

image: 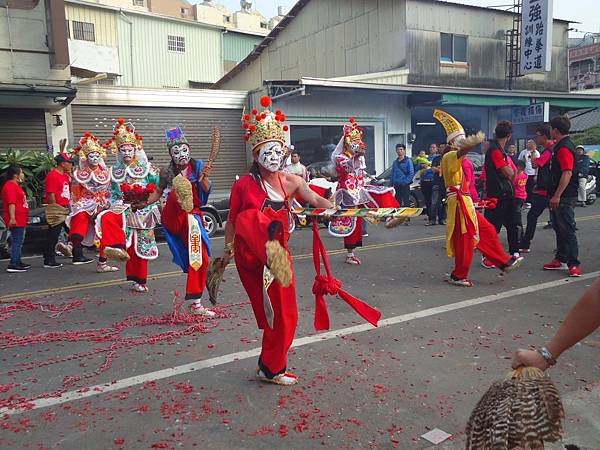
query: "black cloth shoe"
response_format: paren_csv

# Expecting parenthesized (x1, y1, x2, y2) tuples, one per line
(72, 256, 94, 265)
(44, 261, 63, 268)
(17, 262, 32, 269)
(7, 264, 27, 273)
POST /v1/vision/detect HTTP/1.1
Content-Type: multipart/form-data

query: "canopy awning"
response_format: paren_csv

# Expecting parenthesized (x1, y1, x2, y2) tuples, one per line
(442, 93, 600, 109)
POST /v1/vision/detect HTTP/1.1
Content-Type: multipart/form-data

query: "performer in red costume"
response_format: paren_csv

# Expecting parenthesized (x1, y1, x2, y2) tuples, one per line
(330, 118, 399, 265)
(67, 133, 118, 272)
(153, 126, 215, 316)
(222, 97, 334, 386)
(434, 109, 523, 287)
(96, 119, 160, 293)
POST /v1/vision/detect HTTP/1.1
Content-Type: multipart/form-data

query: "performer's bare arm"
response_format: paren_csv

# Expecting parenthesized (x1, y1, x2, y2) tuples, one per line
(512, 276, 600, 370)
(286, 173, 333, 209)
(200, 162, 212, 193)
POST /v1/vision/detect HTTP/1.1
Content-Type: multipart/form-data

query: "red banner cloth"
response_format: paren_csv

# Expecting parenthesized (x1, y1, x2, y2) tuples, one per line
(311, 221, 381, 331)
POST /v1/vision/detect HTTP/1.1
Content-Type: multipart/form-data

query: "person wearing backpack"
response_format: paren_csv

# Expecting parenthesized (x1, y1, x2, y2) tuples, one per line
(519, 124, 554, 253)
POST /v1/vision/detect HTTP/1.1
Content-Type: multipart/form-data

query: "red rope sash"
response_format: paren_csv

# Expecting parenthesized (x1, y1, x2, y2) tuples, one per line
(448, 186, 477, 239)
(311, 221, 381, 331)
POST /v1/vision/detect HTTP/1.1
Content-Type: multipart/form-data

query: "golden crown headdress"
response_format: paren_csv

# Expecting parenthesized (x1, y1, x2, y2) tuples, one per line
(74, 132, 106, 159)
(106, 118, 143, 154)
(242, 96, 288, 153)
(344, 117, 364, 146)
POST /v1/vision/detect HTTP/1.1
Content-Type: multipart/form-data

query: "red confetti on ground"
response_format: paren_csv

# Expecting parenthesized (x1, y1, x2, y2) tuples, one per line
(114, 437, 125, 445)
(0, 295, 230, 410)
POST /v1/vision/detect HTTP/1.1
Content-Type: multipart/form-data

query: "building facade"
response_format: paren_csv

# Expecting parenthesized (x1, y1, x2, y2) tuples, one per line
(569, 41, 600, 91)
(0, 0, 74, 153)
(64, 0, 265, 88)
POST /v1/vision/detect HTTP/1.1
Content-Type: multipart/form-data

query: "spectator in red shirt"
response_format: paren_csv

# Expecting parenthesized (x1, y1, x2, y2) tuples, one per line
(1, 166, 30, 273)
(43, 153, 73, 268)
(483, 120, 521, 257)
(519, 124, 554, 252)
(543, 115, 581, 277)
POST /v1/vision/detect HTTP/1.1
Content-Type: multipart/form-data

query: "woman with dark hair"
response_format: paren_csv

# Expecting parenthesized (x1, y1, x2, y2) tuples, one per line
(1, 165, 30, 273)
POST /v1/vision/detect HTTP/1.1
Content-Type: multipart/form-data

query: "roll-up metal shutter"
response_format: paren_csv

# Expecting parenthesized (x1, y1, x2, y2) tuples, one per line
(0, 108, 47, 152)
(71, 105, 246, 191)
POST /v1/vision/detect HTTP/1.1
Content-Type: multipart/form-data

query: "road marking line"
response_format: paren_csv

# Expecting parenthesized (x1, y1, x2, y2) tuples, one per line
(0, 235, 445, 302)
(2, 271, 598, 416)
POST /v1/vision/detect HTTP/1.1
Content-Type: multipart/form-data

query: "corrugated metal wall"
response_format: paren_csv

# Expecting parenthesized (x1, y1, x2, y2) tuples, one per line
(65, 3, 118, 47)
(117, 12, 223, 88)
(223, 32, 261, 63)
(70, 105, 246, 191)
(0, 109, 47, 152)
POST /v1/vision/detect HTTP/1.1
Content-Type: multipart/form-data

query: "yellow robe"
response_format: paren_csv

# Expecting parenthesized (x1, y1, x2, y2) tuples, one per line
(441, 151, 479, 257)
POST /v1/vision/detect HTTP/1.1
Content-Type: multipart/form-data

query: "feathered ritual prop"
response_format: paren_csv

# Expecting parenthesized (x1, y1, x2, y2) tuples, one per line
(454, 131, 486, 151)
(466, 367, 564, 450)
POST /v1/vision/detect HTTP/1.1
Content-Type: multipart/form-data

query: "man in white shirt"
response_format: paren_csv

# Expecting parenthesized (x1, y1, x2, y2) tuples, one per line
(285, 149, 308, 181)
(519, 139, 540, 206)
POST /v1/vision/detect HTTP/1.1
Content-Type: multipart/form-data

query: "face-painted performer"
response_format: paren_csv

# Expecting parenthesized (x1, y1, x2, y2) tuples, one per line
(222, 96, 333, 386)
(96, 118, 160, 293)
(330, 118, 399, 265)
(66, 133, 118, 272)
(158, 125, 215, 316)
(433, 109, 523, 287)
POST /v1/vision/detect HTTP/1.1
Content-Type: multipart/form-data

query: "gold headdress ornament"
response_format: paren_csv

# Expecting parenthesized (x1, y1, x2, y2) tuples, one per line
(106, 118, 143, 154)
(433, 109, 485, 150)
(74, 132, 106, 159)
(343, 117, 364, 148)
(242, 96, 288, 153)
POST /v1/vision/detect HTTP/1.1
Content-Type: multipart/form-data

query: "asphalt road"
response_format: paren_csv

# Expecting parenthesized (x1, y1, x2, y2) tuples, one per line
(1, 205, 599, 449)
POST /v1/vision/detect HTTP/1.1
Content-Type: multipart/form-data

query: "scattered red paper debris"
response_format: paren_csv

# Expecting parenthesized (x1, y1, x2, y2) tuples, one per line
(114, 437, 125, 445)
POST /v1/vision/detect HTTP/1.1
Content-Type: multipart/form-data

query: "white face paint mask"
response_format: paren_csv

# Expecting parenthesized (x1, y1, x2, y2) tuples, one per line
(170, 143, 191, 166)
(87, 152, 102, 167)
(349, 141, 361, 154)
(119, 144, 135, 164)
(257, 141, 285, 173)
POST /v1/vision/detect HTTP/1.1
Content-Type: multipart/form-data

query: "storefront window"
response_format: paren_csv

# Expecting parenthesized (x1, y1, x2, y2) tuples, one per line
(290, 125, 376, 175)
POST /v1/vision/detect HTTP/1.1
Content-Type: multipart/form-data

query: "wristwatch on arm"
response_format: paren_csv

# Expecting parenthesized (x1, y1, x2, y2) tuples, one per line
(537, 346, 557, 367)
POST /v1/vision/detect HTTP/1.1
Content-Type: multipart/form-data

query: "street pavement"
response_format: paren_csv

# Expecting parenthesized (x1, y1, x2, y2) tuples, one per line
(1, 205, 599, 449)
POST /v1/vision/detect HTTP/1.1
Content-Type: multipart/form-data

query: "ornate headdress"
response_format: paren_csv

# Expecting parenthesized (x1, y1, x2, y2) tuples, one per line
(242, 96, 288, 153)
(106, 118, 143, 154)
(74, 132, 106, 160)
(343, 117, 364, 148)
(433, 109, 485, 150)
(165, 126, 189, 150)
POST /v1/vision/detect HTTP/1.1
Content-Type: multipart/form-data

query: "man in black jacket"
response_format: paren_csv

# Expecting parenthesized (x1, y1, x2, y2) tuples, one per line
(484, 120, 520, 257)
(543, 116, 582, 277)
(575, 145, 591, 207)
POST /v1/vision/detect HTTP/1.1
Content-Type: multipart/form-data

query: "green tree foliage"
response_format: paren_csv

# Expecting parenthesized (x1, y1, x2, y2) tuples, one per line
(0, 149, 56, 205)
(572, 125, 600, 146)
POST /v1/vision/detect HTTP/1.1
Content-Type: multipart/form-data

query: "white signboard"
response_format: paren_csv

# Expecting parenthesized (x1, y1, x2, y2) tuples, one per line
(520, 0, 553, 74)
(512, 102, 550, 125)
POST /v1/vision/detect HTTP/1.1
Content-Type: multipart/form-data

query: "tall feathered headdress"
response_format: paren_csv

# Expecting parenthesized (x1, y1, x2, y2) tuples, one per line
(242, 96, 288, 153)
(433, 109, 485, 151)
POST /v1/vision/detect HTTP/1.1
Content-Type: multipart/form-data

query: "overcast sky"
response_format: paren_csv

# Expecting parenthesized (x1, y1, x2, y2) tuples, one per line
(209, 0, 600, 39)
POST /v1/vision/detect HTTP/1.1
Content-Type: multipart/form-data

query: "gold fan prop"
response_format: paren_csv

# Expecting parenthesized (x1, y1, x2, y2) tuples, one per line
(206, 256, 228, 305)
(466, 367, 564, 450)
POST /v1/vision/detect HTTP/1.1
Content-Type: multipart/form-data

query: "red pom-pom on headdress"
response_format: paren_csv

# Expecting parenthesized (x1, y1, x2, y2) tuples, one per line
(117, 118, 125, 125)
(260, 96, 272, 108)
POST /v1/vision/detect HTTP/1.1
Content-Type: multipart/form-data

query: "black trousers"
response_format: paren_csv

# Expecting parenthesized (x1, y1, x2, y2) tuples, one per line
(550, 197, 580, 267)
(520, 193, 549, 249)
(525, 176, 536, 203)
(44, 222, 68, 264)
(484, 197, 521, 255)
(421, 181, 433, 214)
(429, 184, 446, 223)
(394, 184, 411, 207)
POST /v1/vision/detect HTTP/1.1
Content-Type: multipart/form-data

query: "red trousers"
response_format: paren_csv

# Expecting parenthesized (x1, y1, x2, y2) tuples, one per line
(234, 208, 298, 378)
(452, 211, 511, 280)
(344, 217, 363, 250)
(69, 211, 106, 259)
(161, 196, 209, 300)
(100, 211, 147, 284)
